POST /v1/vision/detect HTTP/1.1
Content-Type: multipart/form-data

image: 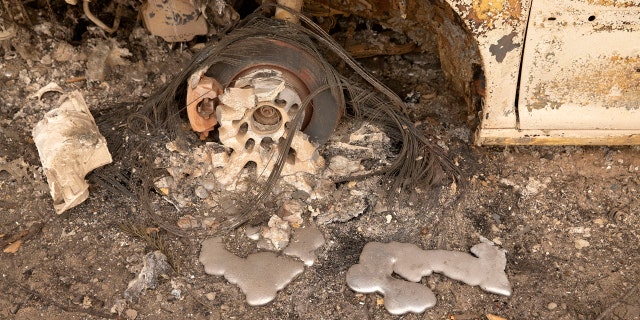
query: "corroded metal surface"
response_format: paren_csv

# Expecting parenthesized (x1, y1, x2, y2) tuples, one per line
(141, 0, 208, 42)
(186, 75, 223, 136)
(310, 0, 640, 145)
(476, 129, 640, 145)
(307, 0, 528, 132)
(517, 0, 640, 130)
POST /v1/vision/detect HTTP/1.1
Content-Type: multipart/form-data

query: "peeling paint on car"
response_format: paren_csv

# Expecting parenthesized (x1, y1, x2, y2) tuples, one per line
(489, 32, 520, 62)
(518, 0, 640, 130)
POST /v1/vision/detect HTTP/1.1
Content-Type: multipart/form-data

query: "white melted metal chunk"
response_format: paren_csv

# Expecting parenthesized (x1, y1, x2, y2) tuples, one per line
(199, 237, 304, 305)
(283, 226, 325, 266)
(346, 241, 512, 315)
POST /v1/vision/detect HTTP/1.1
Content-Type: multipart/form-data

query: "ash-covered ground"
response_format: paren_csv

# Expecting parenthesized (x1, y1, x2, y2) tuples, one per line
(1, 3, 639, 320)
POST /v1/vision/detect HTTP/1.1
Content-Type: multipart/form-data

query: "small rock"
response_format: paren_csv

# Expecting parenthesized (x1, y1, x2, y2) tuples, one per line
(194, 185, 209, 199)
(82, 295, 93, 308)
(124, 251, 171, 301)
(206, 292, 216, 301)
(177, 215, 200, 230)
(201, 179, 216, 191)
(279, 199, 305, 227)
(110, 299, 126, 314)
(10, 303, 20, 314)
(125, 308, 138, 320)
(291, 190, 309, 200)
(326, 156, 363, 177)
(258, 215, 291, 250)
(154, 176, 176, 190)
(547, 302, 558, 310)
(171, 288, 182, 300)
(574, 239, 590, 250)
(202, 217, 219, 230)
(385, 214, 392, 224)
(72, 294, 84, 305)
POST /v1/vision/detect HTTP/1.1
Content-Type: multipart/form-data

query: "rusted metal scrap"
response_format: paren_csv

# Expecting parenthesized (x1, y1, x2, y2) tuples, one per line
(308, 0, 640, 145)
(186, 74, 223, 136)
(141, 0, 209, 42)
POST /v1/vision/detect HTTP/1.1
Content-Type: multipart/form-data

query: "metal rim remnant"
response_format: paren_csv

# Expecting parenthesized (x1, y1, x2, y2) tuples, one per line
(185, 36, 343, 186)
(203, 37, 344, 145)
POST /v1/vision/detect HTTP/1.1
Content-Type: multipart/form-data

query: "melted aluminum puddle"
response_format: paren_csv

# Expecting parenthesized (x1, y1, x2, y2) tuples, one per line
(346, 240, 512, 315)
(199, 226, 324, 305)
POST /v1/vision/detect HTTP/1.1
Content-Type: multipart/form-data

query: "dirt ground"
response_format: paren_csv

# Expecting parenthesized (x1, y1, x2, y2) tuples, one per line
(1, 3, 639, 320)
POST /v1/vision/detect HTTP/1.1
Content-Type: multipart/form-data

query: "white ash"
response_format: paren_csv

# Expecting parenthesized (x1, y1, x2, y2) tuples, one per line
(324, 155, 364, 177)
(346, 240, 511, 315)
(322, 122, 393, 178)
(245, 226, 261, 240)
(199, 237, 304, 306)
(279, 199, 305, 227)
(316, 192, 368, 224)
(124, 251, 171, 301)
(281, 173, 314, 194)
(499, 176, 550, 198)
(257, 215, 291, 251)
(348, 123, 391, 147)
(313, 179, 379, 224)
(283, 226, 325, 266)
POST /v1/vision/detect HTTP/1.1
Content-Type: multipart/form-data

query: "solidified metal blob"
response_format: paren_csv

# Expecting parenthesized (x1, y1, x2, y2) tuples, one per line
(346, 241, 511, 315)
(283, 226, 325, 266)
(199, 237, 304, 306)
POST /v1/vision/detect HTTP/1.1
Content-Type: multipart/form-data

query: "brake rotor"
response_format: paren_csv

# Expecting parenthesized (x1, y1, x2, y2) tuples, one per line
(186, 36, 344, 186)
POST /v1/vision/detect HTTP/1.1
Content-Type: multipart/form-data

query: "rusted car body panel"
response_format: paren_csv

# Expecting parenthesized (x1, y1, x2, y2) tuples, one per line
(309, 0, 640, 145)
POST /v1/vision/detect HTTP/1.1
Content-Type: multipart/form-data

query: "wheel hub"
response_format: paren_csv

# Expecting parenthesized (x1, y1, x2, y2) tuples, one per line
(213, 68, 324, 187)
(185, 37, 344, 187)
